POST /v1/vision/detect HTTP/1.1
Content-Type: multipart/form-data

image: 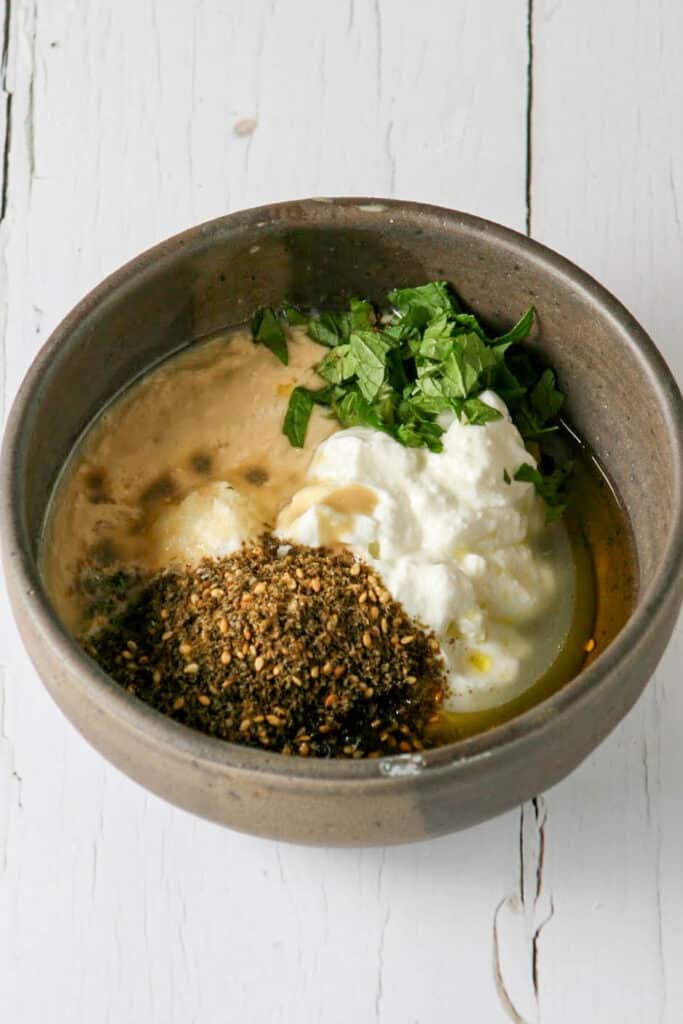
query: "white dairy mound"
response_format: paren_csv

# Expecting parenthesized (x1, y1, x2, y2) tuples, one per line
(276, 391, 575, 711)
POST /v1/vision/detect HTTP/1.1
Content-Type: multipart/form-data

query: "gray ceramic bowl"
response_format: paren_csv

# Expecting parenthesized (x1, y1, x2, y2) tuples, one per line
(2, 199, 683, 846)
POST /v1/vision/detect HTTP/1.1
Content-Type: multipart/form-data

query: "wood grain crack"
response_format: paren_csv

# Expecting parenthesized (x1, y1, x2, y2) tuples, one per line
(493, 797, 554, 1022)
(490, 8, 551, 1017)
(373, 0, 382, 103)
(0, 0, 13, 222)
(525, 0, 534, 236)
(375, 907, 390, 1023)
(26, 0, 36, 181)
(493, 898, 528, 1024)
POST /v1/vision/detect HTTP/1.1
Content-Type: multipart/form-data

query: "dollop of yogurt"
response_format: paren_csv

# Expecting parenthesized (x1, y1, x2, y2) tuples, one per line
(276, 391, 566, 710)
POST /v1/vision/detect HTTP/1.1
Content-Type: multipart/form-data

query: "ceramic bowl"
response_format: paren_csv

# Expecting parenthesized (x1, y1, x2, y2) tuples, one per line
(2, 199, 682, 846)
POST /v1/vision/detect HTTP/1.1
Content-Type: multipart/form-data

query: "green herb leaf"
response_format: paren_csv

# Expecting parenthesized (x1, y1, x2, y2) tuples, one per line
(395, 421, 443, 451)
(513, 460, 574, 522)
(333, 389, 384, 431)
(442, 334, 497, 398)
(418, 315, 456, 360)
(282, 387, 315, 447)
(452, 312, 487, 337)
(388, 282, 458, 327)
(349, 330, 388, 402)
(350, 298, 375, 330)
(305, 385, 336, 406)
(530, 368, 564, 422)
(317, 344, 358, 385)
(490, 361, 527, 405)
(403, 390, 451, 416)
(252, 307, 288, 365)
(381, 320, 420, 347)
(461, 397, 504, 425)
(503, 468, 512, 484)
(307, 312, 351, 348)
(493, 307, 535, 346)
(282, 304, 308, 326)
(515, 369, 565, 439)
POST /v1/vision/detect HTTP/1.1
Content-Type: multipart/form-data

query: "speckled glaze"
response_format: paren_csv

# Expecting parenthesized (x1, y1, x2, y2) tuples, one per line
(2, 199, 682, 846)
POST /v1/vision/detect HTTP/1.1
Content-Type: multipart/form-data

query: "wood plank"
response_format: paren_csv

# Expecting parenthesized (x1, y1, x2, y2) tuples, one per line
(0, 1, 531, 1021)
(531, 1, 683, 1020)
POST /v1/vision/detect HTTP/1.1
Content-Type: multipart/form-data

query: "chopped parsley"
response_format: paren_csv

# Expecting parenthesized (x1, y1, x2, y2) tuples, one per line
(252, 307, 288, 365)
(252, 282, 572, 517)
(513, 460, 574, 523)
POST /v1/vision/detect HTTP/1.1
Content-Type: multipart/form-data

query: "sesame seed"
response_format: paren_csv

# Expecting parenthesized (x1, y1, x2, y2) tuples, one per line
(81, 535, 445, 760)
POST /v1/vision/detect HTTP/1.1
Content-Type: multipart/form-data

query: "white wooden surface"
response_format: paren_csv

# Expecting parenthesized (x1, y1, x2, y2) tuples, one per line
(0, 1, 681, 1020)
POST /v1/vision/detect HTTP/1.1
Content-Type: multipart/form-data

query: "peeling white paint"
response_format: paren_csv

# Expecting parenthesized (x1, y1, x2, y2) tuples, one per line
(378, 754, 426, 777)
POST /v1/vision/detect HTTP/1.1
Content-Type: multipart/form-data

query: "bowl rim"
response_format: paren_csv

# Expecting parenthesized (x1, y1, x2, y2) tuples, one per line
(2, 196, 683, 786)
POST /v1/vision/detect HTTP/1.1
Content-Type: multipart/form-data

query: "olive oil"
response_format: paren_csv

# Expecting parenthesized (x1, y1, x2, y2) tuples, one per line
(429, 430, 636, 744)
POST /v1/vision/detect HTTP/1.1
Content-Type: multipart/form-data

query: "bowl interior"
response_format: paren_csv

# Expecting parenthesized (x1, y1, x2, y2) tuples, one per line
(20, 201, 679, 601)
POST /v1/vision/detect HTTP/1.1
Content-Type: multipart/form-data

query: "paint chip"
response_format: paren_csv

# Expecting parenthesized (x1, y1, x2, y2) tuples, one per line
(234, 117, 257, 137)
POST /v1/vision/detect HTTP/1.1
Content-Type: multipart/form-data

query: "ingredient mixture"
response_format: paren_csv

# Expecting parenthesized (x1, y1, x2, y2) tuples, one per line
(42, 281, 635, 756)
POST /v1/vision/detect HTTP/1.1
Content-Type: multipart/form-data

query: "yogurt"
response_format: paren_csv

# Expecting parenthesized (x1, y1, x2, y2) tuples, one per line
(276, 391, 572, 711)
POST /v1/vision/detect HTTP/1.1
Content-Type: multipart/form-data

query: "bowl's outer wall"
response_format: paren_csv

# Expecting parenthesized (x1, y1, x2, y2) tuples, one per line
(3, 199, 683, 845)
